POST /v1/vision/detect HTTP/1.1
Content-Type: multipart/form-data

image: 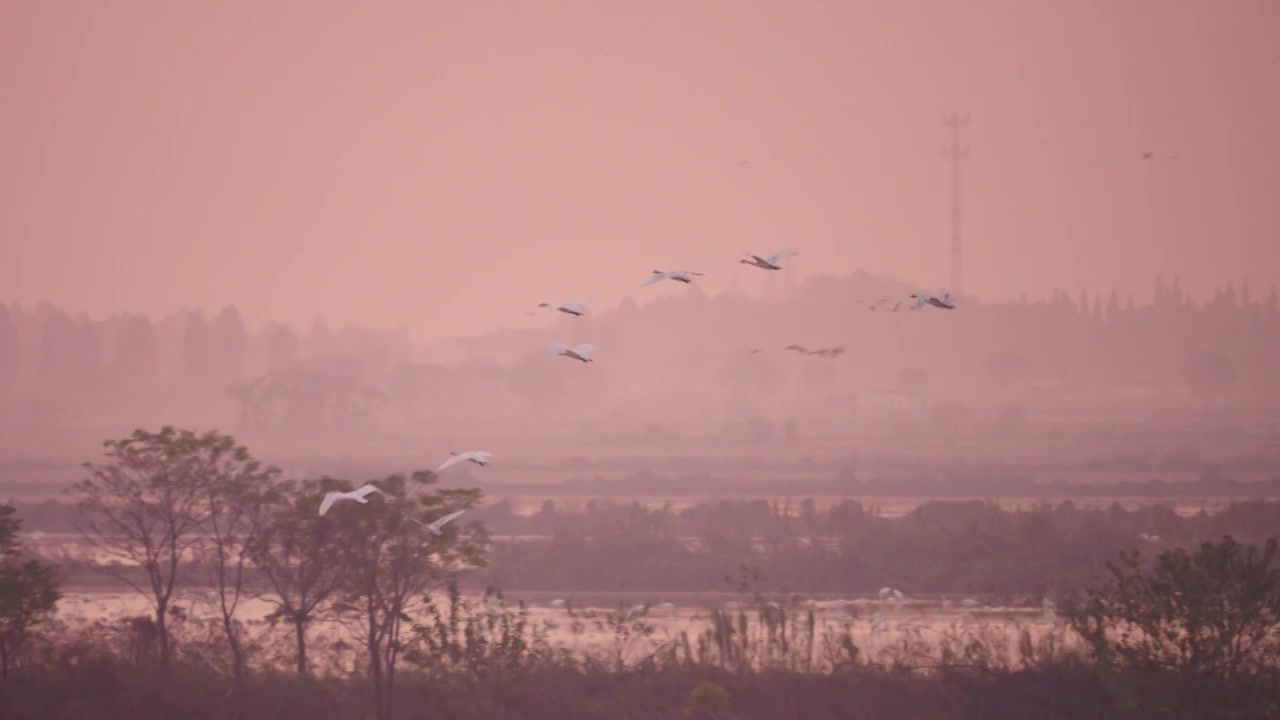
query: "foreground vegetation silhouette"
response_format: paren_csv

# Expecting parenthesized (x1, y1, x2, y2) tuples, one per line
(0, 427, 1278, 718)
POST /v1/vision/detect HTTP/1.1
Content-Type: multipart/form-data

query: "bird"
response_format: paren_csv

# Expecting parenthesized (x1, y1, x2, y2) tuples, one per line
(1142, 151, 1154, 159)
(318, 483, 388, 516)
(741, 250, 798, 270)
(437, 451, 499, 472)
(548, 342, 594, 363)
(538, 300, 590, 316)
(642, 269, 705, 286)
(419, 509, 466, 536)
(784, 344, 808, 354)
(747, 348, 764, 354)
(910, 292, 956, 310)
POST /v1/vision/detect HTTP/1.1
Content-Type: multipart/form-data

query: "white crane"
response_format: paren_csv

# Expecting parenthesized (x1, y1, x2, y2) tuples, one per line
(318, 483, 388, 516)
(418, 509, 467, 536)
(537, 299, 590, 316)
(741, 250, 798, 270)
(437, 451, 499, 472)
(641, 269, 704, 286)
(548, 342, 594, 363)
(910, 291, 956, 310)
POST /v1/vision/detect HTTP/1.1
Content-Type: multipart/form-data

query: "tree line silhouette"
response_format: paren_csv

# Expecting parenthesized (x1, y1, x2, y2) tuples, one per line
(3, 427, 1280, 718)
(3, 273, 1279, 434)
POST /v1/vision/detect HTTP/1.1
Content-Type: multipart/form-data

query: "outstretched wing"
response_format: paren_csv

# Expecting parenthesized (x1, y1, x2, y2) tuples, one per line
(573, 343, 594, 357)
(318, 493, 339, 516)
(641, 272, 670, 287)
(353, 483, 386, 500)
(437, 454, 467, 472)
(547, 342, 569, 356)
(430, 509, 467, 532)
(766, 250, 797, 265)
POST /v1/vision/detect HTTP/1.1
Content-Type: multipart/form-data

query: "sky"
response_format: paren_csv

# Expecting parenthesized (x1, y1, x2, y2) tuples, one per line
(1, 0, 1278, 340)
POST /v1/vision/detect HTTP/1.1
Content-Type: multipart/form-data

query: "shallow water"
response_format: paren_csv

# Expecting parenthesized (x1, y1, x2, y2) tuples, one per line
(50, 584, 1070, 672)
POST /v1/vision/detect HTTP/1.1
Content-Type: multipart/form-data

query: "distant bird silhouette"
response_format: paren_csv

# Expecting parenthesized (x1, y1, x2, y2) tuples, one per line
(1142, 151, 1154, 159)
(642, 270, 704, 287)
(538, 300, 590, 316)
(549, 342, 594, 363)
(741, 250, 798, 270)
(784, 344, 808, 354)
(910, 292, 957, 310)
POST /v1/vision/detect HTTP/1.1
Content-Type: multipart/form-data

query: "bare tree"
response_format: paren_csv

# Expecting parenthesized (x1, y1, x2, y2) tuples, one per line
(69, 427, 217, 670)
(191, 434, 283, 684)
(249, 476, 353, 676)
(331, 471, 489, 720)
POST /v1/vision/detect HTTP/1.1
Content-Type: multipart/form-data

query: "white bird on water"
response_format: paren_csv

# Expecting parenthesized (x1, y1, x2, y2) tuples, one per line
(741, 250, 798, 270)
(538, 300, 590, 316)
(641, 269, 704, 287)
(549, 342, 594, 363)
(318, 483, 388, 516)
(437, 451, 499, 472)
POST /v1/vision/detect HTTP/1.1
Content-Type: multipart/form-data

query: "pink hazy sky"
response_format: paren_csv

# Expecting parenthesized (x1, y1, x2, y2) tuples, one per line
(2, 0, 1277, 340)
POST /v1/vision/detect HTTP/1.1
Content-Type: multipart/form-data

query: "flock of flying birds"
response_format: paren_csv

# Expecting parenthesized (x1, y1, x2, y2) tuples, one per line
(315, 450, 497, 533)
(316, 250, 958, 536)
(538, 250, 957, 364)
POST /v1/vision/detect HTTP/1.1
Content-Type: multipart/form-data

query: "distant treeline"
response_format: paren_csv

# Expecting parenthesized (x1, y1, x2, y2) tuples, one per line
(4, 272, 1280, 431)
(477, 466, 1280, 499)
(25, 496, 1280, 597)
(478, 498, 1280, 596)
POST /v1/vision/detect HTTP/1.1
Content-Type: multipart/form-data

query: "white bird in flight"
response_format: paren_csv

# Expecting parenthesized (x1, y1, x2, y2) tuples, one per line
(538, 300, 590, 316)
(437, 451, 499, 472)
(318, 483, 388, 516)
(418, 509, 467, 536)
(549, 342, 594, 363)
(910, 291, 956, 310)
(741, 250, 798, 270)
(641, 269, 704, 286)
